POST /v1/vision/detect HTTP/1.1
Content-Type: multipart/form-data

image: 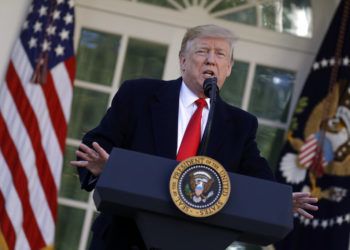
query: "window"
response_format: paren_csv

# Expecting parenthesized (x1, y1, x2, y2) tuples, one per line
(132, 0, 313, 37)
(57, 27, 169, 249)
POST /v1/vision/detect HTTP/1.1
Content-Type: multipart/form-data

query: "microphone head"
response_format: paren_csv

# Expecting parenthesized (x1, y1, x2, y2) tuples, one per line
(203, 77, 218, 98)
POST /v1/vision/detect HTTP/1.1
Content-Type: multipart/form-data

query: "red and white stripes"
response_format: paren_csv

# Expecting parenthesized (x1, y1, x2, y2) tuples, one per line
(0, 38, 75, 249)
(299, 134, 328, 168)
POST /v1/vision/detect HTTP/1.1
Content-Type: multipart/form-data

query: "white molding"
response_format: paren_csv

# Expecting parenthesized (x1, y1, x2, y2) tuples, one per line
(108, 34, 128, 106)
(242, 62, 256, 111)
(0, 0, 30, 84)
(167, 0, 184, 10)
(162, 29, 184, 80)
(79, 194, 97, 250)
(205, 0, 221, 12)
(257, 118, 289, 130)
(74, 0, 337, 54)
(183, 0, 191, 8)
(74, 79, 113, 93)
(58, 197, 90, 209)
(66, 138, 81, 147)
(211, 0, 275, 17)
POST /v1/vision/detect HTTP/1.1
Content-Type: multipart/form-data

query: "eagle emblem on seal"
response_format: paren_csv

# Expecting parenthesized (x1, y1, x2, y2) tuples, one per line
(280, 82, 350, 202)
(185, 171, 214, 203)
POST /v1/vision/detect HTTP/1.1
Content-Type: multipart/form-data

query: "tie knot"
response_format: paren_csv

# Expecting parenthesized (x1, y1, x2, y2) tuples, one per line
(195, 98, 207, 108)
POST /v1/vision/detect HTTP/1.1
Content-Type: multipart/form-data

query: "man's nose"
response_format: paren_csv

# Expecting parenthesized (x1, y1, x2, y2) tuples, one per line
(205, 51, 216, 65)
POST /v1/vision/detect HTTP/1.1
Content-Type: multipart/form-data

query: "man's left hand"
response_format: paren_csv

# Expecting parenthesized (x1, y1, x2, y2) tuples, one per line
(292, 192, 318, 219)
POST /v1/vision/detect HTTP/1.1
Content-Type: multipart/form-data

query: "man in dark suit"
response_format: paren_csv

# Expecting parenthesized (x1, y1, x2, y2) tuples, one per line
(71, 24, 318, 250)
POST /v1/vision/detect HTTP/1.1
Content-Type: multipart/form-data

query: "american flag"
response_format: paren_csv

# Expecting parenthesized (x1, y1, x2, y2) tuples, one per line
(298, 134, 328, 169)
(0, 0, 75, 249)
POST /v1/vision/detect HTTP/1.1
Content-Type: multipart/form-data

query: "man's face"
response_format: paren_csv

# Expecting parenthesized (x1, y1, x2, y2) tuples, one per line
(179, 36, 233, 98)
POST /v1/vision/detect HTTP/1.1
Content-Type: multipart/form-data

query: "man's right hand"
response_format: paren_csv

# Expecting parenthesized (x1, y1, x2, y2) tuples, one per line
(70, 142, 109, 176)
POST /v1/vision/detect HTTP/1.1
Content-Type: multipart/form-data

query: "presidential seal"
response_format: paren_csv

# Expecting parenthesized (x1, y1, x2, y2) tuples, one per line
(169, 156, 231, 217)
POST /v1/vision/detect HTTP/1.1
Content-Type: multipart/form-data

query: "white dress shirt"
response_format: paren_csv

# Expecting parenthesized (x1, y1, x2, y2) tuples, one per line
(177, 81, 210, 153)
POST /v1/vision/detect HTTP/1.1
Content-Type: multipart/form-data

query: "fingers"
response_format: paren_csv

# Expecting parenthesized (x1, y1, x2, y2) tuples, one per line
(74, 142, 107, 162)
(293, 192, 318, 205)
(75, 150, 96, 162)
(70, 142, 108, 176)
(79, 143, 99, 160)
(294, 200, 318, 210)
(303, 203, 319, 211)
(292, 192, 311, 199)
(70, 160, 88, 168)
(294, 197, 318, 204)
(296, 208, 314, 219)
(92, 142, 109, 160)
(293, 197, 318, 204)
(70, 159, 102, 176)
(292, 191, 319, 219)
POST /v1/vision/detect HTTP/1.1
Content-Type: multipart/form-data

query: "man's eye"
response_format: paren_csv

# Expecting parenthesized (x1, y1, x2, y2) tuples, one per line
(217, 52, 226, 57)
(196, 50, 206, 54)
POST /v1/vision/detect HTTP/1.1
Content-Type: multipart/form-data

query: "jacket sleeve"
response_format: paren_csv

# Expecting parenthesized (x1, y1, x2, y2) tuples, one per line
(77, 81, 134, 191)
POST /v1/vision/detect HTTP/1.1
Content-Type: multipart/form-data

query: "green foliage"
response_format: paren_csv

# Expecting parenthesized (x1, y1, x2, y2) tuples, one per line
(289, 96, 308, 132)
(290, 117, 298, 132)
(295, 96, 308, 114)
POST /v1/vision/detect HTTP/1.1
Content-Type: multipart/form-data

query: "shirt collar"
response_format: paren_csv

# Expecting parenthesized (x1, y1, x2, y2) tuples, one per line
(180, 81, 210, 108)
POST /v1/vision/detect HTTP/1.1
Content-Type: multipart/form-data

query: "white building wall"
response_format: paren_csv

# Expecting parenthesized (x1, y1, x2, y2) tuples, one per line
(0, 0, 30, 82)
(0, 0, 339, 84)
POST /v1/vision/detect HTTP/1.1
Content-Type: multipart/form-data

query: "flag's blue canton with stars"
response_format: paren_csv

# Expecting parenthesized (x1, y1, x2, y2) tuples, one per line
(275, 0, 350, 249)
(21, 0, 74, 70)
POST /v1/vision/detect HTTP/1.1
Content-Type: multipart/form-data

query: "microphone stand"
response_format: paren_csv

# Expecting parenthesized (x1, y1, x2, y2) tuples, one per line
(198, 77, 218, 156)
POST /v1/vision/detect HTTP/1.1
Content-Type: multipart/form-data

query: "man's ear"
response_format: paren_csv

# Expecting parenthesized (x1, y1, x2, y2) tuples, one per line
(179, 53, 186, 72)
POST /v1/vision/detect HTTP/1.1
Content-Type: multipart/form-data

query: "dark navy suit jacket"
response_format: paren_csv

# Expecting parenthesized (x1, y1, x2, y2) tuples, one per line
(78, 77, 274, 249)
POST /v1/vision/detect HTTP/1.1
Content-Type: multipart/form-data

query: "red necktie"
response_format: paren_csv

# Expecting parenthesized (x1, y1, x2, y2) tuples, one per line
(177, 98, 207, 161)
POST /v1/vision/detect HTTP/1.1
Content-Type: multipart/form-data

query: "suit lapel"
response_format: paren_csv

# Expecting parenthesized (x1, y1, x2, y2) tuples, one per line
(151, 78, 182, 159)
(205, 97, 234, 159)
(151, 80, 233, 160)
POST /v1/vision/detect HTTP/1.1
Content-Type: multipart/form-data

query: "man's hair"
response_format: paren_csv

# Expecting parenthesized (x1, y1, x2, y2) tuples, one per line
(179, 24, 236, 63)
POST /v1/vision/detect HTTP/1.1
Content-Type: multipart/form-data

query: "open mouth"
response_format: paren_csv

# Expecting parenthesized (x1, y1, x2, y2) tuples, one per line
(203, 70, 215, 78)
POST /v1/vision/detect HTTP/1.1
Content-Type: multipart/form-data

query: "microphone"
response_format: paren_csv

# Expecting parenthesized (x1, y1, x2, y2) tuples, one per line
(198, 77, 219, 156)
(203, 77, 219, 98)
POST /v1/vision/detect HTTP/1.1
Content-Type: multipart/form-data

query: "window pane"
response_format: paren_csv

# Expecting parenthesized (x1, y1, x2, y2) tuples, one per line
(260, 0, 312, 37)
(55, 205, 85, 250)
(59, 145, 89, 201)
(139, 0, 177, 9)
(174, 0, 186, 8)
(76, 29, 121, 86)
(248, 65, 295, 122)
(220, 61, 249, 107)
(261, 3, 277, 30)
(120, 38, 168, 83)
(204, 0, 215, 7)
(256, 125, 285, 170)
(219, 7, 256, 26)
(216, 0, 312, 38)
(68, 87, 109, 139)
(280, 0, 312, 37)
(209, 0, 247, 13)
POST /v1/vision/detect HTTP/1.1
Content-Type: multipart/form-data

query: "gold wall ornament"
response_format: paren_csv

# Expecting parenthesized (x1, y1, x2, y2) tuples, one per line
(280, 82, 350, 199)
(285, 82, 350, 177)
(169, 156, 231, 218)
(304, 83, 339, 139)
